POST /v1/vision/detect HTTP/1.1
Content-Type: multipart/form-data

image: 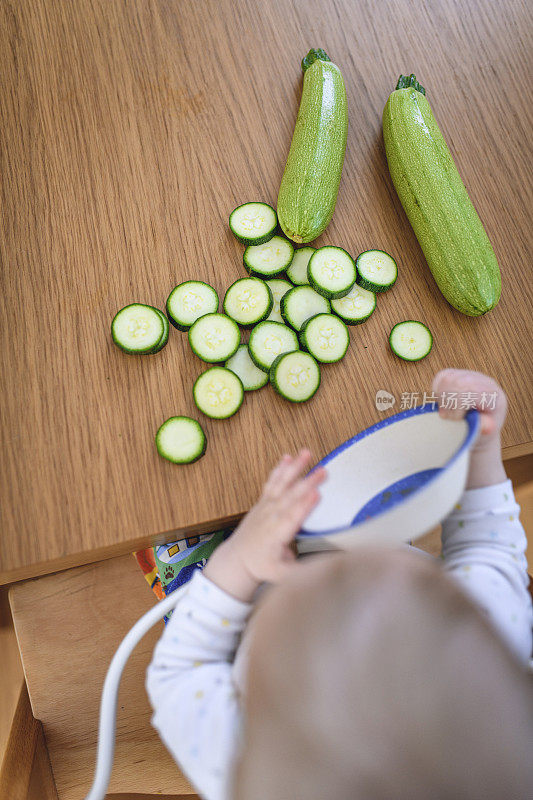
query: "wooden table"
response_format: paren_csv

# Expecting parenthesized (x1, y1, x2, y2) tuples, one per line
(1, 0, 532, 584)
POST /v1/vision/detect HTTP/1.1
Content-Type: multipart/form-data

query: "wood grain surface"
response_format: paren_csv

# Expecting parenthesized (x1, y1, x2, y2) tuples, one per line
(9, 556, 197, 798)
(0, 682, 58, 800)
(1, 0, 532, 582)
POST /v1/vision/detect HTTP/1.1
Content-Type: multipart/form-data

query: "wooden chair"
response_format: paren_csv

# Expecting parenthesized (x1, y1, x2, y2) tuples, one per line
(7, 555, 198, 799)
(0, 682, 58, 800)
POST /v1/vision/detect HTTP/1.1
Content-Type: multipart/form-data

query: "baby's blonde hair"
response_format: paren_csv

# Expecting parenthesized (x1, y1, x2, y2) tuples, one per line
(234, 548, 532, 800)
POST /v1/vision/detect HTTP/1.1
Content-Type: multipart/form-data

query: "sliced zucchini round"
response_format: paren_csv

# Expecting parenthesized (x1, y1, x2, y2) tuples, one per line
(280, 285, 331, 331)
(229, 202, 277, 245)
(389, 320, 433, 362)
(156, 416, 206, 464)
(286, 246, 315, 285)
(248, 320, 299, 372)
(193, 367, 244, 419)
(270, 351, 321, 403)
(223, 278, 273, 328)
(265, 278, 293, 322)
(166, 281, 219, 331)
(331, 284, 376, 325)
(243, 236, 294, 278)
(188, 313, 240, 363)
(299, 313, 349, 363)
(356, 250, 397, 292)
(151, 308, 170, 353)
(111, 304, 165, 354)
(225, 343, 269, 391)
(307, 246, 356, 299)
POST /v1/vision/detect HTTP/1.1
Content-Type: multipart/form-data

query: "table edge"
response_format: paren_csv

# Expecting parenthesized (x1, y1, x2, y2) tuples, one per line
(2, 442, 531, 586)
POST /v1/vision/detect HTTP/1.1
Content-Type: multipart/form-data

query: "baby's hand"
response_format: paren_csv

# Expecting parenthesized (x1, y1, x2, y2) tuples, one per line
(432, 369, 507, 488)
(432, 369, 507, 446)
(203, 450, 326, 602)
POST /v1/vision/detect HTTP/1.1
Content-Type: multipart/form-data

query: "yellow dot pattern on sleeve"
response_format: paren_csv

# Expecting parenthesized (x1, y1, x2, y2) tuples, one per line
(221, 618, 230, 627)
(195, 690, 204, 700)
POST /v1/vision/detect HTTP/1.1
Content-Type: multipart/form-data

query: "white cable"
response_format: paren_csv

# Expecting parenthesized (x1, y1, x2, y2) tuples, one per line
(84, 585, 188, 800)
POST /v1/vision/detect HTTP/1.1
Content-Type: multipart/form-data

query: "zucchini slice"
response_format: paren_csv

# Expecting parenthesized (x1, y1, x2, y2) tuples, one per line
(356, 250, 397, 292)
(270, 351, 321, 402)
(389, 320, 433, 361)
(188, 313, 240, 363)
(299, 313, 349, 363)
(265, 278, 293, 322)
(193, 367, 244, 419)
(331, 284, 376, 325)
(225, 343, 269, 391)
(166, 281, 219, 331)
(243, 236, 294, 278)
(229, 202, 277, 245)
(156, 416, 206, 464)
(111, 304, 165, 354)
(280, 285, 331, 331)
(151, 308, 170, 353)
(286, 246, 315, 285)
(307, 246, 356, 298)
(248, 320, 299, 372)
(223, 278, 273, 327)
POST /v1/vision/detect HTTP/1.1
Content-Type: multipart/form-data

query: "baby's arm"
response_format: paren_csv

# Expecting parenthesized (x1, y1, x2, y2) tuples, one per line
(440, 481, 531, 664)
(146, 571, 252, 800)
(146, 451, 325, 800)
(434, 369, 532, 664)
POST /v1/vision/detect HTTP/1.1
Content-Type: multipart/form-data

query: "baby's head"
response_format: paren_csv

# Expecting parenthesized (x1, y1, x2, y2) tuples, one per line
(234, 548, 532, 799)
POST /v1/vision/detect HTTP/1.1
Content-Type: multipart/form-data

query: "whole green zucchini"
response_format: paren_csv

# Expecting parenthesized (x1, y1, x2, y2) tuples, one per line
(383, 75, 501, 316)
(277, 49, 348, 244)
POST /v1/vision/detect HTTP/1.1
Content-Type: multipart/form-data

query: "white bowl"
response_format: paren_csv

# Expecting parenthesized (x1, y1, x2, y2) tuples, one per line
(297, 406, 480, 553)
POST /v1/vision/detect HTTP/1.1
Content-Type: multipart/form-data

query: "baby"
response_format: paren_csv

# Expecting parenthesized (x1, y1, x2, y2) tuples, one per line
(146, 369, 533, 800)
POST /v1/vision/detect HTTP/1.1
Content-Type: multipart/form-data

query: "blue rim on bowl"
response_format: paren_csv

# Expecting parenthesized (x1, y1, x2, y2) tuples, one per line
(299, 406, 480, 537)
